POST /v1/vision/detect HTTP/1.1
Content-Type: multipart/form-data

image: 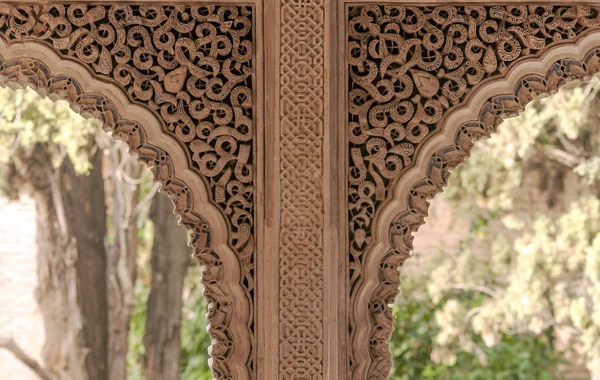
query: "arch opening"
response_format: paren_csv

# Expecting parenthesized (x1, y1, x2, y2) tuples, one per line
(347, 8, 600, 379)
(0, 83, 214, 380)
(0, 37, 251, 380)
(390, 71, 600, 380)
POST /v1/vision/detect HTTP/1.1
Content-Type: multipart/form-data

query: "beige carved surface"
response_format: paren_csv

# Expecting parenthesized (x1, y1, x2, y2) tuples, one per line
(5, 2, 600, 380)
(347, 5, 600, 380)
(0, 4, 255, 379)
(278, 0, 325, 378)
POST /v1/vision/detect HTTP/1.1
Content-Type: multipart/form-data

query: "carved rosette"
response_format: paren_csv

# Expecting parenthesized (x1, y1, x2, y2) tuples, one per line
(347, 5, 600, 379)
(0, 4, 255, 379)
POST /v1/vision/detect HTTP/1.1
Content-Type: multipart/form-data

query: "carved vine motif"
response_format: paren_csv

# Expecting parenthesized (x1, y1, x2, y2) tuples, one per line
(362, 46, 600, 380)
(348, 5, 600, 280)
(348, 6, 600, 377)
(0, 55, 238, 379)
(0, 5, 255, 377)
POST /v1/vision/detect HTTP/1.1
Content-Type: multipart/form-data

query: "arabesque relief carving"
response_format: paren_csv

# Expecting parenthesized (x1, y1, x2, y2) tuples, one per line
(347, 5, 600, 286)
(0, 4, 254, 379)
(5, 2, 600, 379)
(348, 5, 600, 380)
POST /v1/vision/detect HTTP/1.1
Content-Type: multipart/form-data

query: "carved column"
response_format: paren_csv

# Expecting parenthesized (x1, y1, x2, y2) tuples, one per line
(262, 0, 335, 378)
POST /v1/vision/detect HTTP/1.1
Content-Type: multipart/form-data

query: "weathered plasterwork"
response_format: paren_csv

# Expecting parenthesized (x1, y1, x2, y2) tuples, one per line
(347, 5, 600, 380)
(0, 4, 255, 380)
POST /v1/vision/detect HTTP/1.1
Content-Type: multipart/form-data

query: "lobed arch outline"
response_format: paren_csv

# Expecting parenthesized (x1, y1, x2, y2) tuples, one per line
(0, 39, 252, 380)
(350, 29, 600, 380)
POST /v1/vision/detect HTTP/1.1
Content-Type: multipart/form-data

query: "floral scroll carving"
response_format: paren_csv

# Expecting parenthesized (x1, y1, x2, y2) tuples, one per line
(0, 4, 255, 379)
(347, 5, 600, 379)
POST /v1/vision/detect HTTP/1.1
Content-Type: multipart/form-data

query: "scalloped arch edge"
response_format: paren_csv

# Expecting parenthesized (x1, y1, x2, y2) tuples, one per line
(351, 29, 600, 380)
(0, 39, 252, 380)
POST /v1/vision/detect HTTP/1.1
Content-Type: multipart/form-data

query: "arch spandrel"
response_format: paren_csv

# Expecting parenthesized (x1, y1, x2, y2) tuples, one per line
(0, 4, 256, 379)
(346, 5, 600, 380)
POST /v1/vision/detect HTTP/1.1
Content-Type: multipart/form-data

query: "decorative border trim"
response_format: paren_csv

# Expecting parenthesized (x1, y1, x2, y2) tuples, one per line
(0, 39, 252, 380)
(277, 0, 326, 377)
(350, 28, 600, 380)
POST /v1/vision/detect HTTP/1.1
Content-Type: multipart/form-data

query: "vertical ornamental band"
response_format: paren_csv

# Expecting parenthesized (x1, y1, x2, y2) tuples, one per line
(279, 0, 326, 377)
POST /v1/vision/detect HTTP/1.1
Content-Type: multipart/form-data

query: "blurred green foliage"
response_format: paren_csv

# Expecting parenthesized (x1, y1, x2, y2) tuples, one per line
(128, 278, 150, 380)
(392, 78, 600, 378)
(391, 283, 556, 380)
(127, 264, 212, 380)
(179, 266, 212, 380)
(0, 87, 100, 181)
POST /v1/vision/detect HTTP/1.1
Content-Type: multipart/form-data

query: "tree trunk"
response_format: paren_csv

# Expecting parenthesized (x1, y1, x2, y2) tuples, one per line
(143, 192, 191, 380)
(104, 142, 142, 380)
(27, 143, 108, 380)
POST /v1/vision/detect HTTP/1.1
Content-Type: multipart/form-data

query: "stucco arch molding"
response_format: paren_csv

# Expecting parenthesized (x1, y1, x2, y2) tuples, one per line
(0, 38, 252, 380)
(349, 20, 600, 380)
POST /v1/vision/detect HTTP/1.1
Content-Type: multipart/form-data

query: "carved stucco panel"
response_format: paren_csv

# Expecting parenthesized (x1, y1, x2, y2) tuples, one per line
(347, 5, 600, 380)
(6, 2, 600, 380)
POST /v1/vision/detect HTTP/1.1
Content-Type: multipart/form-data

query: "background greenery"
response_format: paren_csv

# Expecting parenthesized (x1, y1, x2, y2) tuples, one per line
(3, 77, 600, 378)
(390, 78, 600, 379)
